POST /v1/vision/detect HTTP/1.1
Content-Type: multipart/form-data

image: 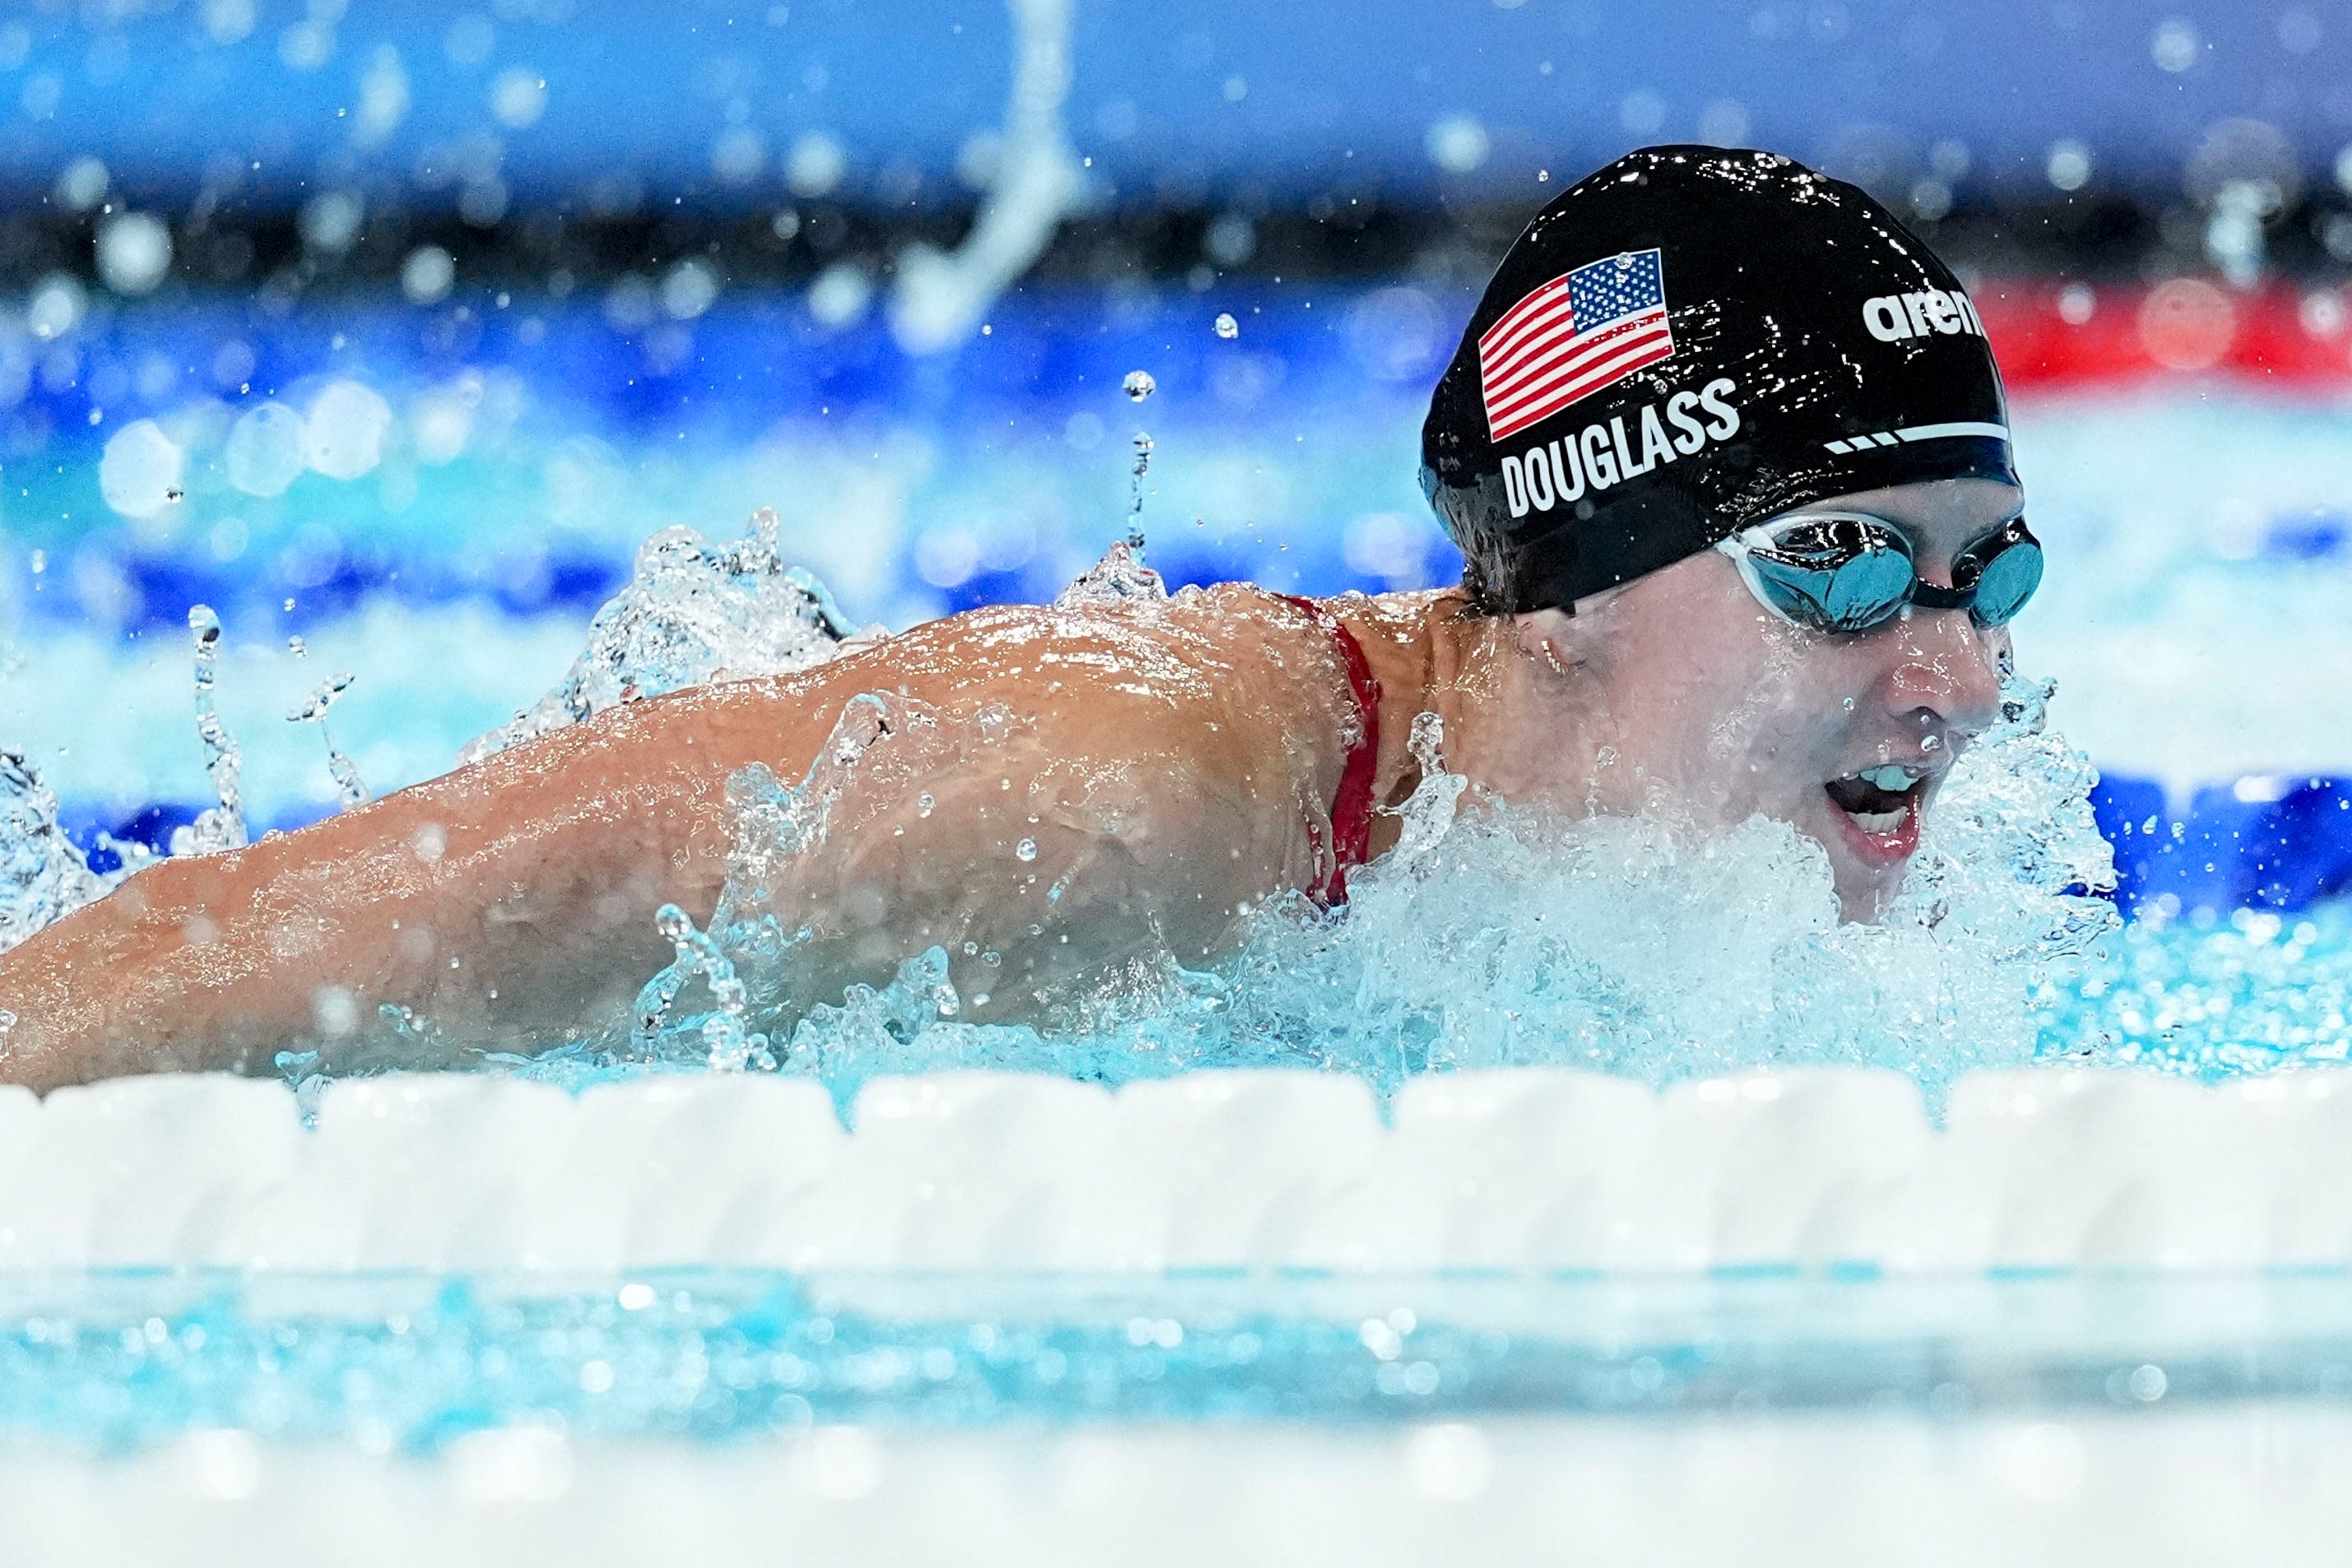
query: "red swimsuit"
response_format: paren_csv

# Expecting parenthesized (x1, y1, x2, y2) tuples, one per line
(1276, 596, 1383, 907)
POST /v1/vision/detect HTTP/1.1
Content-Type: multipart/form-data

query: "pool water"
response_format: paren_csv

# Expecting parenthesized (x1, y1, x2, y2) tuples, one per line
(10, 1269, 2352, 1451)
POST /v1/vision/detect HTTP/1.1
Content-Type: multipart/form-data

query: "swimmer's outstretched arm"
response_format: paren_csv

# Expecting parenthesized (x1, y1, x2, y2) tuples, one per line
(0, 596, 1352, 1090)
(0, 680, 761, 1089)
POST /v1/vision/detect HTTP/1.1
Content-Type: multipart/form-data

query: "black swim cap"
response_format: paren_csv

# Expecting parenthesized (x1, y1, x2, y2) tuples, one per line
(1421, 146, 2017, 615)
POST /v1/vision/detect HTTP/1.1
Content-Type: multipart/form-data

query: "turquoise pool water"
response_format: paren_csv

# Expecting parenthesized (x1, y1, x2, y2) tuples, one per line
(11, 1269, 2352, 1452)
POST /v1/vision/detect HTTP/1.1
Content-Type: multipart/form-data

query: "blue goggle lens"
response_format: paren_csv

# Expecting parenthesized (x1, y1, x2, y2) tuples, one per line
(1952, 522, 2043, 629)
(1736, 515, 2040, 634)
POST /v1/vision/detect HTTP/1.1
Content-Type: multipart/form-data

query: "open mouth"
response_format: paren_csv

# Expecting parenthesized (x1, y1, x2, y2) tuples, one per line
(1822, 763, 1930, 866)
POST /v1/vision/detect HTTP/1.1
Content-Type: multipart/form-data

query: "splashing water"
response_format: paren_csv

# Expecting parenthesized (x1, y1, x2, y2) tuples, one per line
(2045, 902, 2352, 1076)
(172, 605, 248, 856)
(1038, 675, 2117, 1103)
(1052, 531, 1167, 607)
(0, 516, 2280, 1104)
(1127, 431, 1154, 529)
(1121, 369, 1157, 401)
(458, 508, 873, 764)
(286, 670, 369, 808)
(0, 605, 258, 949)
(0, 750, 120, 953)
(633, 903, 777, 1073)
(601, 555, 2121, 1107)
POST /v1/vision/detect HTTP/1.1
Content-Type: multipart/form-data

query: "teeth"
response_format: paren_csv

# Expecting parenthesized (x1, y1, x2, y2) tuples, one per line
(1849, 808, 1907, 833)
(1858, 764, 1920, 792)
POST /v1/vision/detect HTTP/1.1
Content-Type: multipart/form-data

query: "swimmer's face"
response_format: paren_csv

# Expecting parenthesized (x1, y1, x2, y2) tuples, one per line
(1523, 476, 2020, 920)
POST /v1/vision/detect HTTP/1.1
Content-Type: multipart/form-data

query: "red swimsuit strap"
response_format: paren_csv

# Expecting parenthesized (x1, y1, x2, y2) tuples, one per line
(1276, 594, 1383, 906)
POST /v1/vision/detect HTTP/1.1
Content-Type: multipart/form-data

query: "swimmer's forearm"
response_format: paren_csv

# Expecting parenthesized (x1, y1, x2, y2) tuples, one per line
(0, 691, 754, 1089)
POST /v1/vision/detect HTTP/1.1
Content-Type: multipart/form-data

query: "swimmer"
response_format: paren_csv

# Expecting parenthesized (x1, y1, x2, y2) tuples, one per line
(0, 147, 2036, 1089)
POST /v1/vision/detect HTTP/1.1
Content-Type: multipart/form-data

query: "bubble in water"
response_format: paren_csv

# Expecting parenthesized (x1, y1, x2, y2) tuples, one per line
(1121, 369, 1156, 401)
(1015, 838, 1038, 861)
(1213, 313, 1239, 340)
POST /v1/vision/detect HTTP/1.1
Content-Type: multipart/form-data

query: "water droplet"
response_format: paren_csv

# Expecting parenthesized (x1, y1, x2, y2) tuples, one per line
(916, 791, 935, 818)
(1213, 313, 1238, 339)
(1015, 837, 1037, 861)
(1922, 732, 1944, 752)
(1128, 429, 1155, 527)
(1121, 369, 1156, 401)
(287, 635, 307, 656)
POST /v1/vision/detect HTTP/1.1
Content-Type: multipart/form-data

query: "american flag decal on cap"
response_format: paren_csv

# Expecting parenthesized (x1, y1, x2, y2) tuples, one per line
(1478, 248, 1675, 442)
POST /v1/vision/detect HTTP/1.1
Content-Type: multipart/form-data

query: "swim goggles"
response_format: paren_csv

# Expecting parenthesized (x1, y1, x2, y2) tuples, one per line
(1714, 512, 2043, 635)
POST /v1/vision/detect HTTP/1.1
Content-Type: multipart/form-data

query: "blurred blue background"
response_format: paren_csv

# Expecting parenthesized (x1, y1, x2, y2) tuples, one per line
(4, 1, 2346, 204)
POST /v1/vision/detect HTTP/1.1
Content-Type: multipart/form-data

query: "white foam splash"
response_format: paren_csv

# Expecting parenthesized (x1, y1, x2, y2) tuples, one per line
(611, 587, 2117, 1104)
(0, 749, 121, 954)
(457, 508, 872, 765)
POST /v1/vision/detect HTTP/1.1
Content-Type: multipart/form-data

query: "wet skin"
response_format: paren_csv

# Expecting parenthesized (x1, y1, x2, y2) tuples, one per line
(0, 477, 2016, 1089)
(1442, 475, 2020, 920)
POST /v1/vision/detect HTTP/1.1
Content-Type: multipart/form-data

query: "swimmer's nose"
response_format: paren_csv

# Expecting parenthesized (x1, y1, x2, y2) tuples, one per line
(1884, 605, 2003, 742)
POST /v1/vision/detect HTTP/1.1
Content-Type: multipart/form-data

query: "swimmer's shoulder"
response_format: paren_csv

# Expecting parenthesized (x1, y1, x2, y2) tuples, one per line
(796, 580, 1346, 705)
(746, 580, 1456, 779)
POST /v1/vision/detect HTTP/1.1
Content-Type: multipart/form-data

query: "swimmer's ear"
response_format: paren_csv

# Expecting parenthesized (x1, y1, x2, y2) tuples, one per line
(1510, 609, 1582, 676)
